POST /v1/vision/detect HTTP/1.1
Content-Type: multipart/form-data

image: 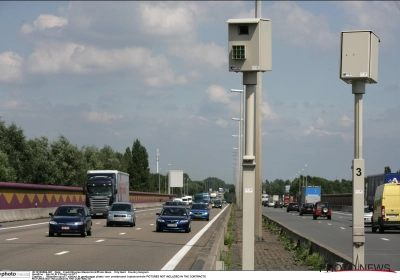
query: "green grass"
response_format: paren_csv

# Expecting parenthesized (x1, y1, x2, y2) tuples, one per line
(264, 219, 325, 270)
(220, 204, 235, 269)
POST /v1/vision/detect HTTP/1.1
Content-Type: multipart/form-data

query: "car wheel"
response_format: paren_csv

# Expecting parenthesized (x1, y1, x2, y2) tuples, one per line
(87, 226, 92, 236)
(49, 232, 54, 237)
(107, 222, 111, 227)
(156, 227, 162, 232)
(81, 228, 86, 237)
(313, 215, 317, 220)
(299, 212, 303, 216)
(57, 233, 61, 236)
(185, 225, 191, 233)
(286, 209, 289, 212)
(133, 220, 136, 227)
(206, 218, 209, 221)
(327, 216, 331, 220)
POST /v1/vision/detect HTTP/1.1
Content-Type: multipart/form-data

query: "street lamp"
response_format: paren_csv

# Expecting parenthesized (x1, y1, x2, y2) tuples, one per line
(159, 167, 162, 194)
(305, 164, 308, 187)
(231, 88, 244, 209)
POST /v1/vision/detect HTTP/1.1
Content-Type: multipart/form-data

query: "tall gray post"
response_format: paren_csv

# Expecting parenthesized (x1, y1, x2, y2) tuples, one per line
(242, 72, 256, 270)
(340, 30, 379, 269)
(255, 0, 263, 242)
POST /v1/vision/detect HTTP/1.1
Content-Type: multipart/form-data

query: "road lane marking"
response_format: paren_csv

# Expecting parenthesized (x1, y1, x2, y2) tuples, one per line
(340, 227, 346, 230)
(55, 251, 69, 255)
(0, 222, 48, 230)
(161, 205, 229, 271)
(95, 222, 101, 225)
(119, 233, 126, 235)
(150, 224, 155, 225)
(381, 238, 390, 241)
(95, 240, 105, 242)
(327, 224, 332, 226)
(136, 228, 141, 230)
(6, 238, 18, 241)
(318, 221, 322, 223)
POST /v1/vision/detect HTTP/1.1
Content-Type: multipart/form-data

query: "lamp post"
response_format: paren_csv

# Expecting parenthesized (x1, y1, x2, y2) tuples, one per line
(159, 168, 162, 194)
(231, 88, 243, 210)
(305, 164, 308, 187)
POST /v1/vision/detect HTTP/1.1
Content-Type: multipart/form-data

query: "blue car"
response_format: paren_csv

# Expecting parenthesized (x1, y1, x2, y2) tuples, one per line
(49, 205, 92, 237)
(189, 203, 210, 221)
(156, 206, 191, 233)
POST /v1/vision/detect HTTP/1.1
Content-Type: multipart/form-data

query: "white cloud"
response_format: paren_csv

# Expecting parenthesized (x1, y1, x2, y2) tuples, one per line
(303, 126, 352, 141)
(269, 1, 336, 50)
(338, 1, 400, 46)
(337, 115, 352, 128)
(21, 14, 68, 35)
(82, 111, 123, 124)
(207, 85, 230, 104)
(168, 42, 227, 69)
(216, 119, 228, 128)
(0, 52, 24, 83)
(0, 100, 20, 109)
(26, 42, 187, 88)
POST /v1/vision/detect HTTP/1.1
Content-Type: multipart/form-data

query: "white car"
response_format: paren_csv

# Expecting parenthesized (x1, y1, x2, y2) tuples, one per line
(268, 202, 275, 207)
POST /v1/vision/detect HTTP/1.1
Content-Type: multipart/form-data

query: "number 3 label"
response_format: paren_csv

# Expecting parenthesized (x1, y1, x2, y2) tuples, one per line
(356, 168, 362, 176)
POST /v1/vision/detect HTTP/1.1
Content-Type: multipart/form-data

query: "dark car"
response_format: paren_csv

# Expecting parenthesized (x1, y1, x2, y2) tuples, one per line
(274, 202, 283, 208)
(189, 203, 210, 221)
(107, 202, 136, 227)
(287, 202, 299, 212)
(49, 205, 92, 237)
(212, 200, 222, 209)
(313, 202, 332, 220)
(299, 203, 314, 215)
(155, 206, 191, 233)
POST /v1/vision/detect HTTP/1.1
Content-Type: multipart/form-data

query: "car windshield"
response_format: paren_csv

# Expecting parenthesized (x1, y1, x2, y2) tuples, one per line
(55, 206, 84, 216)
(191, 204, 208, 210)
(214, 200, 221, 203)
(165, 201, 178, 205)
(316, 203, 328, 209)
(110, 204, 131, 211)
(304, 203, 313, 207)
(364, 207, 372, 213)
(161, 208, 186, 216)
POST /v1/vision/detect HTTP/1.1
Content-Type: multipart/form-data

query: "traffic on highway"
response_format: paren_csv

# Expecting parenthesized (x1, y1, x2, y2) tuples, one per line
(0, 204, 229, 271)
(262, 206, 400, 271)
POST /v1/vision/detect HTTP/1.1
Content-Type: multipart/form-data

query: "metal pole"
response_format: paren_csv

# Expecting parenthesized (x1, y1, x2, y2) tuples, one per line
(242, 72, 256, 270)
(352, 81, 365, 268)
(255, 0, 263, 243)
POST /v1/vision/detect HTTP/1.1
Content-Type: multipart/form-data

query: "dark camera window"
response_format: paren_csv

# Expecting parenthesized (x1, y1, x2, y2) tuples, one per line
(238, 25, 249, 35)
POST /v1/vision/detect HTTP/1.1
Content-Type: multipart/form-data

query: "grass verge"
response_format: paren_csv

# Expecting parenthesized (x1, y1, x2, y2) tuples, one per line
(219, 204, 235, 269)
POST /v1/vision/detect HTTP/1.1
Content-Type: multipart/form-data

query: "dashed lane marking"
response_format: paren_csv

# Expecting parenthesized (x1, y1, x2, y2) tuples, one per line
(55, 251, 69, 255)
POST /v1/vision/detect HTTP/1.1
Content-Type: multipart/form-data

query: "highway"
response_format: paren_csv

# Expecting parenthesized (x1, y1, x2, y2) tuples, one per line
(262, 206, 400, 270)
(0, 206, 229, 271)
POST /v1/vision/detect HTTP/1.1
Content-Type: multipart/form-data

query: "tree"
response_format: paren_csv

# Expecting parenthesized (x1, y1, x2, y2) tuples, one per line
(384, 166, 391, 173)
(131, 139, 150, 191)
(0, 151, 16, 181)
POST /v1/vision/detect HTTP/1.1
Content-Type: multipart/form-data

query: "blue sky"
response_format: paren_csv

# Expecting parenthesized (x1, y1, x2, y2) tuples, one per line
(0, 1, 399, 184)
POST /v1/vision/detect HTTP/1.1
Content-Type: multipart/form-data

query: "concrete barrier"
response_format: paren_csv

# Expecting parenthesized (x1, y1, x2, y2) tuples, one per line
(0, 203, 165, 223)
(262, 214, 352, 269)
(196, 204, 231, 270)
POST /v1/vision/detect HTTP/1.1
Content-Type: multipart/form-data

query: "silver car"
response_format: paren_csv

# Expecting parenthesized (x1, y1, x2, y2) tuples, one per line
(107, 202, 136, 227)
(364, 205, 372, 226)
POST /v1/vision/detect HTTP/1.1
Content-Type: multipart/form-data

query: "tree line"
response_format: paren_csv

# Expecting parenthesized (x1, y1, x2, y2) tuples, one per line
(0, 119, 228, 195)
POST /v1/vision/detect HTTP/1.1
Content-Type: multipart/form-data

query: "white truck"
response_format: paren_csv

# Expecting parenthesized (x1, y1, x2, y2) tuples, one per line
(273, 195, 279, 203)
(85, 170, 130, 217)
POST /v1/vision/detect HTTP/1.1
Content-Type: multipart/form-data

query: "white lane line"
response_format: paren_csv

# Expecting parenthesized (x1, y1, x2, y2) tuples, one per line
(340, 227, 346, 230)
(119, 233, 126, 235)
(161, 205, 229, 271)
(95, 222, 101, 225)
(150, 224, 155, 226)
(6, 238, 18, 241)
(327, 224, 332, 226)
(95, 240, 105, 243)
(0, 222, 48, 230)
(318, 221, 322, 223)
(55, 251, 69, 255)
(381, 238, 390, 241)
(135, 228, 141, 230)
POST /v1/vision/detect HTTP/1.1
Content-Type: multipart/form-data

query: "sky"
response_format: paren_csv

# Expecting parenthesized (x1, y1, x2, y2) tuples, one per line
(0, 1, 399, 185)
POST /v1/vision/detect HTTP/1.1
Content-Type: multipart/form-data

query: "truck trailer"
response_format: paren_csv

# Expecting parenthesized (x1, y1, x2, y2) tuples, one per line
(85, 170, 130, 217)
(366, 173, 400, 206)
(301, 186, 321, 204)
